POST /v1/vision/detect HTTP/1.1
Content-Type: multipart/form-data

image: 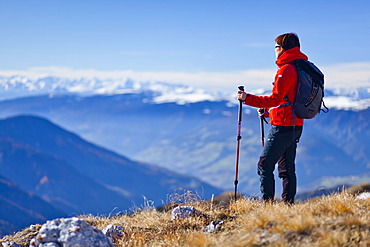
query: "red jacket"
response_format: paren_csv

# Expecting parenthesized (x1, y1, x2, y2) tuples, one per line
(244, 47, 308, 126)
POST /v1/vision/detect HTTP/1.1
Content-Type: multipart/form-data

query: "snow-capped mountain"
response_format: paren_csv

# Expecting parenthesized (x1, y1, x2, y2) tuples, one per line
(0, 75, 369, 109)
(0, 75, 218, 104)
(327, 87, 370, 100)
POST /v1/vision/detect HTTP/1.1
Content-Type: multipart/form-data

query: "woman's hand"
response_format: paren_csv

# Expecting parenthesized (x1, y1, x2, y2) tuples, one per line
(257, 108, 269, 118)
(237, 91, 247, 101)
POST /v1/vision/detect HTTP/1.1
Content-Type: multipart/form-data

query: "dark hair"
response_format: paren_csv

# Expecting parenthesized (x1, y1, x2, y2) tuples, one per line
(275, 33, 300, 50)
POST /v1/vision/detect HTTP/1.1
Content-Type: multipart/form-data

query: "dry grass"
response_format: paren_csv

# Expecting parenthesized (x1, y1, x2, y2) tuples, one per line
(1, 192, 369, 247)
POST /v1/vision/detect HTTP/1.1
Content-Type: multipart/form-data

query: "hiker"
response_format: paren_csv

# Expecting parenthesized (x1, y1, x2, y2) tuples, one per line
(237, 33, 308, 204)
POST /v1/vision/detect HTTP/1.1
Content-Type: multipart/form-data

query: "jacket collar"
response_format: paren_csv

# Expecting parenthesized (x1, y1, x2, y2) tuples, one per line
(276, 47, 308, 67)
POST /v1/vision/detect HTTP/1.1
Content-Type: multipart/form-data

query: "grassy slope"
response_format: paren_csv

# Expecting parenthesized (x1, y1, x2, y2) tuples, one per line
(1, 192, 369, 247)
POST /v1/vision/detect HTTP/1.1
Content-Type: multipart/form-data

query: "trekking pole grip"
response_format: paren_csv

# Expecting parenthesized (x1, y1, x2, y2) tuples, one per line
(238, 85, 245, 92)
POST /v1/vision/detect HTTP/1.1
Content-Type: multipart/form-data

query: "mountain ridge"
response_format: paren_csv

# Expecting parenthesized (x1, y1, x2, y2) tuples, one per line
(0, 132, 134, 214)
(0, 115, 222, 212)
(0, 75, 368, 196)
(1, 94, 368, 195)
(0, 174, 66, 236)
(0, 75, 369, 109)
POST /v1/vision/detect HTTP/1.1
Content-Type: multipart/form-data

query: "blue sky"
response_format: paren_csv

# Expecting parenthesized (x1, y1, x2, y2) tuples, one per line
(1, 0, 370, 92)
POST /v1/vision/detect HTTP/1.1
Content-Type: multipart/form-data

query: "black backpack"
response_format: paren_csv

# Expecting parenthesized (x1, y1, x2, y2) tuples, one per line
(286, 59, 328, 119)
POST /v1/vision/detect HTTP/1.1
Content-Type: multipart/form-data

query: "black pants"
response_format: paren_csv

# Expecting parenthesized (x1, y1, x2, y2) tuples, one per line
(257, 125, 303, 203)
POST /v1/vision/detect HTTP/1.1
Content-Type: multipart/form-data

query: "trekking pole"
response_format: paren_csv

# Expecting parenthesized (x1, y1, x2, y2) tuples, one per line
(259, 114, 268, 147)
(234, 85, 244, 201)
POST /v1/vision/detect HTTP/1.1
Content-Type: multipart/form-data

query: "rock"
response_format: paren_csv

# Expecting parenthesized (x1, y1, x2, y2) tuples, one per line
(346, 183, 370, 195)
(171, 206, 202, 220)
(29, 217, 114, 247)
(38, 243, 59, 247)
(356, 192, 370, 200)
(2, 242, 21, 247)
(203, 221, 224, 233)
(29, 225, 37, 231)
(102, 225, 125, 239)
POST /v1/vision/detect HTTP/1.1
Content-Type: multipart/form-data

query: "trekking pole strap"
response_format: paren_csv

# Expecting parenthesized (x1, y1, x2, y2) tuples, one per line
(261, 116, 268, 124)
(321, 100, 329, 113)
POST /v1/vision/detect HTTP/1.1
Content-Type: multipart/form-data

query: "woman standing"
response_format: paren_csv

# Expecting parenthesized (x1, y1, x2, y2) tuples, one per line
(237, 33, 308, 204)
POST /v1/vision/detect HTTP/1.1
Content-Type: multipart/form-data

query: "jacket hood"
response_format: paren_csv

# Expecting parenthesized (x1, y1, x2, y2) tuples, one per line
(276, 47, 308, 67)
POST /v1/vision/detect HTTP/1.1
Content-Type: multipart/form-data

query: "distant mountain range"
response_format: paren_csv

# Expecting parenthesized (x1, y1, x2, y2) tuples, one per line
(0, 115, 221, 236)
(0, 75, 369, 236)
(0, 76, 368, 193)
(0, 75, 369, 108)
(0, 75, 217, 104)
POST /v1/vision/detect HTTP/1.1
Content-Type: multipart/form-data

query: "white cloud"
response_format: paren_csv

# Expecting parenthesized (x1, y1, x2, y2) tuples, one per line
(0, 61, 369, 93)
(321, 62, 370, 89)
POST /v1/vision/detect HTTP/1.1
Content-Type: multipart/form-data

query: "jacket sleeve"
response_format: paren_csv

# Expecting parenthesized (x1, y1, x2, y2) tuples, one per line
(244, 65, 296, 108)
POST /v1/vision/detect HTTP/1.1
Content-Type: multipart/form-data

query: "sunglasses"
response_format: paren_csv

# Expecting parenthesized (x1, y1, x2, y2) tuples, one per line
(275, 45, 281, 48)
